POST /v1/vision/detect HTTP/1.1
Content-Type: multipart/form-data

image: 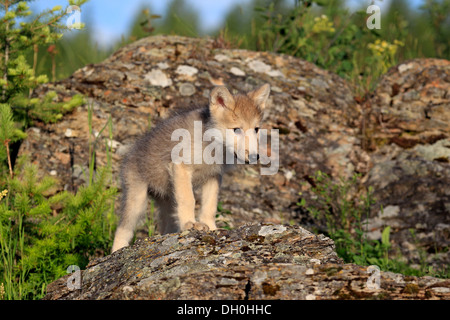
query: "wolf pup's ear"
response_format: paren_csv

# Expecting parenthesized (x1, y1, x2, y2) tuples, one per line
(247, 83, 270, 110)
(210, 86, 235, 116)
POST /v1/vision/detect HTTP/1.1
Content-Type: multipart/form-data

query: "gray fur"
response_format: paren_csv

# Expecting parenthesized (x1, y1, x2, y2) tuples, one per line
(111, 84, 270, 252)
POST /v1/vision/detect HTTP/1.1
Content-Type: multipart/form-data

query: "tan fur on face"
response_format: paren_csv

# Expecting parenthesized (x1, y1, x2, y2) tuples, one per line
(215, 95, 263, 162)
(231, 95, 263, 130)
(212, 95, 263, 131)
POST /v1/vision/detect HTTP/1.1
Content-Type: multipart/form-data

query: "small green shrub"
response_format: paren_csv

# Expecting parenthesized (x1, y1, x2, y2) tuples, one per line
(0, 162, 117, 300)
(1, 0, 87, 173)
(1, 102, 118, 300)
(298, 171, 378, 263)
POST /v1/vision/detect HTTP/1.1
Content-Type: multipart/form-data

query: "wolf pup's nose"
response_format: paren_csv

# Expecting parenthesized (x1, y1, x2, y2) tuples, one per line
(249, 154, 259, 163)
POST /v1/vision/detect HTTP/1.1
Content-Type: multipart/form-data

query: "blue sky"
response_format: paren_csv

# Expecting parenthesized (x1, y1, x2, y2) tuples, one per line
(30, 0, 256, 47)
(30, 0, 424, 48)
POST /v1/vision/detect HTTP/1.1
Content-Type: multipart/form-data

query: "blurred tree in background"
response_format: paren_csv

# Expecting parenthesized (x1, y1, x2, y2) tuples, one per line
(30, 14, 111, 81)
(127, 6, 161, 43)
(155, 0, 200, 37)
(1, 0, 86, 174)
(214, 0, 449, 95)
(22, 0, 450, 92)
(127, 0, 200, 41)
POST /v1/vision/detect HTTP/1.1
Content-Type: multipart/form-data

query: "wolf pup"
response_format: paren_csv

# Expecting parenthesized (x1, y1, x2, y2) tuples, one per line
(112, 83, 270, 252)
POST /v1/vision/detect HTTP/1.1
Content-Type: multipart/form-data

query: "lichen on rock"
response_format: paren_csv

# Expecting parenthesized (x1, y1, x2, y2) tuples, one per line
(44, 223, 449, 300)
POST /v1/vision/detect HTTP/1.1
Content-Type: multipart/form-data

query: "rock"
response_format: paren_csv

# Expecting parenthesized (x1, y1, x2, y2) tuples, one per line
(364, 205, 402, 240)
(43, 223, 450, 300)
(175, 65, 198, 77)
(156, 62, 169, 70)
(64, 128, 73, 138)
(230, 67, 245, 77)
(106, 139, 122, 150)
(18, 35, 449, 272)
(368, 59, 450, 135)
(179, 82, 196, 96)
(266, 69, 284, 78)
(258, 224, 287, 236)
(363, 59, 450, 268)
(413, 139, 450, 162)
(247, 59, 284, 78)
(145, 69, 173, 87)
(214, 54, 229, 62)
(248, 60, 271, 73)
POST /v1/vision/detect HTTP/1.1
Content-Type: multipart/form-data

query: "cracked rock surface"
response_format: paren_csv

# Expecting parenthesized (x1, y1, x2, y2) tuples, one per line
(43, 223, 449, 300)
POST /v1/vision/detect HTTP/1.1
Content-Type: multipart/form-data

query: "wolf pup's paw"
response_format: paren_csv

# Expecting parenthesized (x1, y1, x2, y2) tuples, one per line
(183, 221, 210, 232)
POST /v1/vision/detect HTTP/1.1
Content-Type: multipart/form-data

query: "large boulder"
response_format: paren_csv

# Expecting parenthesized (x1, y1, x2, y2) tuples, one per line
(364, 59, 450, 268)
(43, 223, 450, 300)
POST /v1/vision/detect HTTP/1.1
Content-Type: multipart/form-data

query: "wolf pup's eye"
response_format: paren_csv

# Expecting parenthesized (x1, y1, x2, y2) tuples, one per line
(233, 128, 242, 134)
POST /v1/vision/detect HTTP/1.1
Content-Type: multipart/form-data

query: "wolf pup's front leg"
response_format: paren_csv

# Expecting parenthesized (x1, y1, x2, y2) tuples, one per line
(172, 163, 209, 231)
(198, 176, 221, 230)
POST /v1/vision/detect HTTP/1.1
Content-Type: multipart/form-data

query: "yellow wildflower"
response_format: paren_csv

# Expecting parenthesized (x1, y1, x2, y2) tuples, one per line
(0, 189, 8, 201)
(311, 14, 335, 34)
